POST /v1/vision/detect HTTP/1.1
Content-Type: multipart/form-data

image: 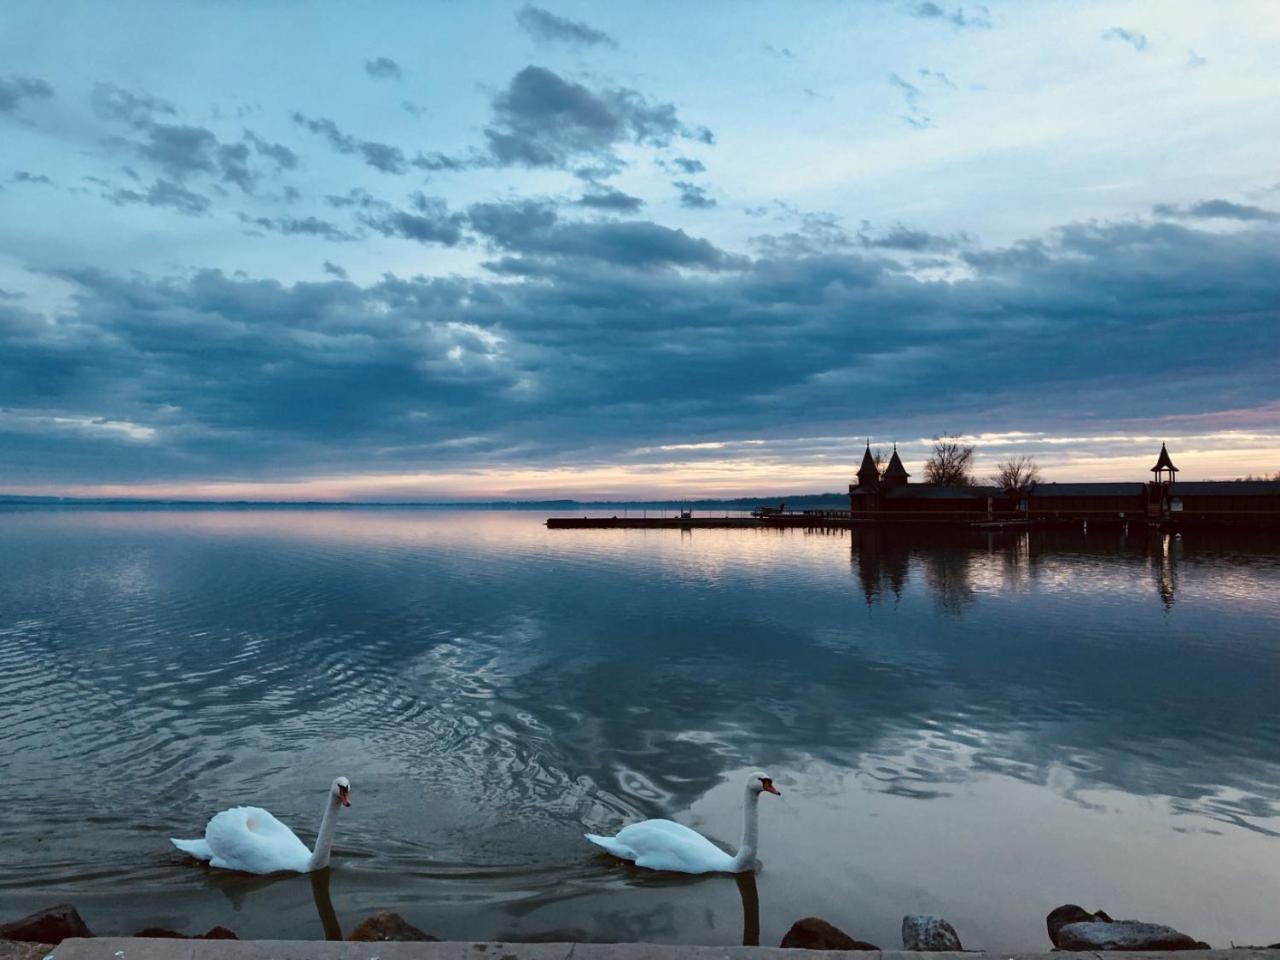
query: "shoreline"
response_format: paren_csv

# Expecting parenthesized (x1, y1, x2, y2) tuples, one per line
(40, 941, 1280, 960)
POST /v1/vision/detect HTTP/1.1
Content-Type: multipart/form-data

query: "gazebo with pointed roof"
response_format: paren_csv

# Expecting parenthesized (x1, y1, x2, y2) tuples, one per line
(1150, 443, 1179, 484)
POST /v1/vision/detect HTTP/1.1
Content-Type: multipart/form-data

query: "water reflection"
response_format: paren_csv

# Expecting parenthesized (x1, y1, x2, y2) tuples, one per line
(311, 870, 342, 941)
(850, 525, 1280, 613)
(735, 873, 759, 946)
(1, 508, 1279, 948)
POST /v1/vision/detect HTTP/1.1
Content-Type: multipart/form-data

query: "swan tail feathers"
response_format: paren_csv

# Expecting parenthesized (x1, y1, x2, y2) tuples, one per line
(584, 833, 636, 861)
(171, 837, 214, 861)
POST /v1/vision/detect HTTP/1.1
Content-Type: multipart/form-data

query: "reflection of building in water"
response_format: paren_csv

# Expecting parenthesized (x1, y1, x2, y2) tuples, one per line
(851, 527, 910, 606)
(1152, 532, 1181, 607)
(851, 523, 1213, 610)
(852, 528, 977, 614)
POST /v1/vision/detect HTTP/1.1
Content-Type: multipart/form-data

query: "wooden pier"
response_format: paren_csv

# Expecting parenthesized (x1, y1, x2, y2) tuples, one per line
(545, 516, 769, 529)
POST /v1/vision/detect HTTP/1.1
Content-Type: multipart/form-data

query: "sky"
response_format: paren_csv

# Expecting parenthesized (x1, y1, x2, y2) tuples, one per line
(1, 0, 1278, 500)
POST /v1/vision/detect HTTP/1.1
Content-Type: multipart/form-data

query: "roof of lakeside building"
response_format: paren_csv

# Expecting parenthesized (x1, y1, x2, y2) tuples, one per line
(1170, 480, 1280, 496)
(1029, 482, 1145, 497)
(883, 448, 910, 479)
(851, 483, 998, 499)
(856, 445, 880, 479)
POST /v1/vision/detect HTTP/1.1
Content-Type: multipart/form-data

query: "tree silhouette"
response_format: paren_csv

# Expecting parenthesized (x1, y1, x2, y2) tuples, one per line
(991, 455, 1042, 494)
(923, 434, 975, 486)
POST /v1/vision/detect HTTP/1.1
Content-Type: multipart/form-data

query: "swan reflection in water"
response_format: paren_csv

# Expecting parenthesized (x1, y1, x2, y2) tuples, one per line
(310, 868, 342, 941)
(194, 860, 344, 940)
(736, 872, 760, 946)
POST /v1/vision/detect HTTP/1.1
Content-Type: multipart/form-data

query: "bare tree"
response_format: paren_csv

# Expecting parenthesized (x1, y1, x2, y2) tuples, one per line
(991, 455, 1042, 495)
(872, 447, 887, 477)
(923, 433, 976, 487)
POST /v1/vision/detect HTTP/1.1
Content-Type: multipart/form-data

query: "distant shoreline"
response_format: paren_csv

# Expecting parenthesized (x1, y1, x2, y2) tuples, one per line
(0, 494, 848, 511)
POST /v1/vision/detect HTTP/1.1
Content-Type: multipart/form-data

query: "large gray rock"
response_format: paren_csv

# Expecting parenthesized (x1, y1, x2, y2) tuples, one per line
(902, 914, 963, 951)
(1047, 904, 1113, 946)
(1056, 919, 1210, 951)
(347, 911, 438, 942)
(780, 917, 879, 950)
(0, 905, 93, 944)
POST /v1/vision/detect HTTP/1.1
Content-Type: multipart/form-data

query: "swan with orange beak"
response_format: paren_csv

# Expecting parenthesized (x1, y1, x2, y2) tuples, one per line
(172, 776, 352, 874)
(586, 771, 781, 874)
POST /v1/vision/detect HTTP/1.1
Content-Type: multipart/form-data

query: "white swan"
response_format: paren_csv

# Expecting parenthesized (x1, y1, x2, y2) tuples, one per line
(585, 771, 780, 874)
(171, 776, 351, 874)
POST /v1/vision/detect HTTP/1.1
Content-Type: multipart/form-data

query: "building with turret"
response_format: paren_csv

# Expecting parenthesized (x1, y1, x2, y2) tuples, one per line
(848, 442, 1280, 525)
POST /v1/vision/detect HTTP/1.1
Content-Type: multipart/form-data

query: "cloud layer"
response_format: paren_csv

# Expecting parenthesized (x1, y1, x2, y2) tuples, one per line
(3, 209, 1278, 490)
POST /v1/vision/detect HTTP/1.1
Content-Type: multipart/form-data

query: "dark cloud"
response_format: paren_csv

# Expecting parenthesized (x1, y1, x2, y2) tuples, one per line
(91, 83, 175, 126)
(292, 112, 408, 174)
(908, 2, 991, 29)
(239, 214, 358, 241)
(244, 131, 299, 171)
(323, 261, 349, 279)
(674, 180, 715, 209)
(749, 210, 854, 258)
(102, 178, 211, 216)
(411, 151, 469, 173)
(12, 171, 54, 186)
(365, 57, 404, 81)
(670, 157, 706, 175)
(2, 212, 1278, 485)
(858, 223, 972, 252)
(0, 74, 54, 114)
(353, 191, 467, 246)
(483, 66, 706, 173)
(763, 44, 796, 60)
(1153, 199, 1279, 223)
(516, 6, 617, 49)
(576, 187, 644, 212)
(1102, 27, 1149, 52)
(92, 84, 294, 194)
(469, 199, 740, 271)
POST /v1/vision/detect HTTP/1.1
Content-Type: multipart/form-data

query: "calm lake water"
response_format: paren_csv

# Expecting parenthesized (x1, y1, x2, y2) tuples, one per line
(2, 508, 1279, 949)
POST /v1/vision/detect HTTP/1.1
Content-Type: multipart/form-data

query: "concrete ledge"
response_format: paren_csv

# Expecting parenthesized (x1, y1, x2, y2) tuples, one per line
(47, 942, 1280, 960)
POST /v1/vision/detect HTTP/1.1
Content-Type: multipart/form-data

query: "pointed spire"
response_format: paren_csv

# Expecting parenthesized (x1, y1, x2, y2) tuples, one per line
(857, 442, 880, 483)
(1150, 442, 1178, 474)
(883, 446, 910, 482)
(1150, 442, 1178, 485)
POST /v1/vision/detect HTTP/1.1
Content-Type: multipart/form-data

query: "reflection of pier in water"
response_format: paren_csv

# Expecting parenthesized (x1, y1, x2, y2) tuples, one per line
(845, 526, 1224, 610)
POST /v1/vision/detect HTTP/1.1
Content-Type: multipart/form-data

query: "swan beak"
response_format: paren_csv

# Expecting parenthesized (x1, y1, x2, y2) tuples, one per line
(338, 787, 351, 807)
(763, 781, 781, 795)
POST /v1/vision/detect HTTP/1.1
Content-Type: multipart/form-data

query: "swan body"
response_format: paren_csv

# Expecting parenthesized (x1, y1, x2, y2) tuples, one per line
(586, 771, 780, 874)
(171, 776, 350, 875)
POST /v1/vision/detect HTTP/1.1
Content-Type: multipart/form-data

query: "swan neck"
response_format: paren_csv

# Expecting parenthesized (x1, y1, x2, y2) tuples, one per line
(732, 788, 761, 870)
(307, 793, 340, 871)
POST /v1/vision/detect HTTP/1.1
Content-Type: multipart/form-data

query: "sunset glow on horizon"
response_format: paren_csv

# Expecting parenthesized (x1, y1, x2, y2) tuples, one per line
(8, 429, 1278, 502)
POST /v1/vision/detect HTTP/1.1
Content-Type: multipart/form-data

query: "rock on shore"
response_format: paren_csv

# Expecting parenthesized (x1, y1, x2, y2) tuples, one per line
(348, 912, 439, 942)
(134, 927, 239, 940)
(1046, 904, 1208, 951)
(1047, 904, 1114, 945)
(780, 917, 880, 950)
(902, 915, 963, 951)
(0, 905, 93, 944)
